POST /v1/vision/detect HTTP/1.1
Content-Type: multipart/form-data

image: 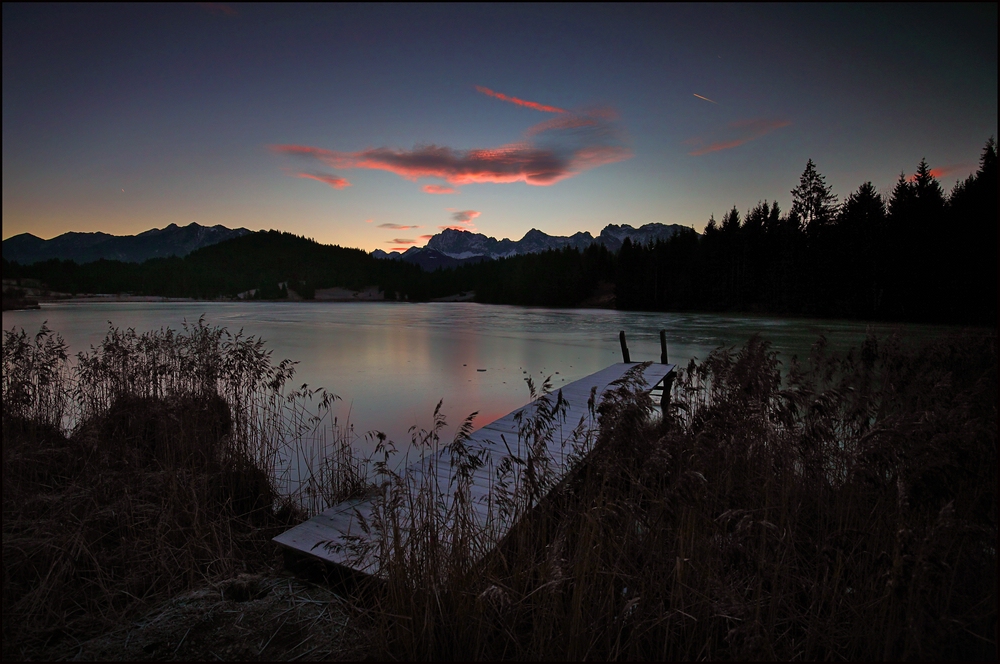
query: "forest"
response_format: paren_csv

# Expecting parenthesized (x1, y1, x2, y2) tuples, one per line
(3, 139, 996, 326)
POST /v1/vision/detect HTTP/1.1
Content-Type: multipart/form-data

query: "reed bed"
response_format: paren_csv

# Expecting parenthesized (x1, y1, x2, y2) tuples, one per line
(3, 320, 995, 660)
(1, 319, 359, 660)
(350, 331, 996, 660)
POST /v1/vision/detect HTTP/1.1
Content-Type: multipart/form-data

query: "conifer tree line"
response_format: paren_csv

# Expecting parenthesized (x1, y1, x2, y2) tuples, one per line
(4, 139, 996, 325)
(446, 138, 998, 325)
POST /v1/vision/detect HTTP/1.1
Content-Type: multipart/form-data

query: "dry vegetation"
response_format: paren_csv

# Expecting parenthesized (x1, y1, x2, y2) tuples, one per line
(3, 320, 996, 660)
(346, 332, 996, 660)
(1, 320, 358, 660)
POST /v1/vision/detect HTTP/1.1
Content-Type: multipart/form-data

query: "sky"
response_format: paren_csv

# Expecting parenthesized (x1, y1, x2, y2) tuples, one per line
(3, 3, 997, 252)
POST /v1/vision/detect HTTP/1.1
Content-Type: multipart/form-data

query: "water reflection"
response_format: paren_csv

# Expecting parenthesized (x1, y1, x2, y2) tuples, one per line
(3, 301, 958, 456)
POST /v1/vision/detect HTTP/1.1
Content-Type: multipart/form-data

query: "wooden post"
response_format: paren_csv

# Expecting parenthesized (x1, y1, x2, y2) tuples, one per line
(659, 330, 671, 417)
(619, 330, 630, 363)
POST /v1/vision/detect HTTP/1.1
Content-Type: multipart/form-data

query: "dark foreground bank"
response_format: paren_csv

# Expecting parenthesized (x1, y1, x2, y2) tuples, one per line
(2, 322, 996, 660)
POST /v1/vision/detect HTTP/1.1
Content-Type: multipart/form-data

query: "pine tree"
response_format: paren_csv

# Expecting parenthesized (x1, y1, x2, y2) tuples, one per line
(887, 172, 914, 219)
(721, 206, 741, 233)
(912, 158, 944, 208)
(790, 159, 839, 229)
(977, 136, 996, 183)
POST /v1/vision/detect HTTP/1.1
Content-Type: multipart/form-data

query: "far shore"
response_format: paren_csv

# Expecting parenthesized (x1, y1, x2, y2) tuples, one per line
(11, 290, 485, 305)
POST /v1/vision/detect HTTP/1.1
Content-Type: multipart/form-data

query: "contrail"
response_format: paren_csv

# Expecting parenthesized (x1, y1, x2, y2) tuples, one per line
(693, 93, 718, 104)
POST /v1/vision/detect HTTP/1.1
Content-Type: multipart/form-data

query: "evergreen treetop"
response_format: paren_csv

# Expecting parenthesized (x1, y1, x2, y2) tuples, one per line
(790, 159, 839, 229)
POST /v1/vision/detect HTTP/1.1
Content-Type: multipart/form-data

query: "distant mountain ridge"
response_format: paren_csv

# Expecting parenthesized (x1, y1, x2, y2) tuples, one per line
(372, 223, 692, 268)
(3, 222, 252, 265)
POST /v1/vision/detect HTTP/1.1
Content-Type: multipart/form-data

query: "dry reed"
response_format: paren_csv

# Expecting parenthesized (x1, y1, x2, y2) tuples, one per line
(3, 321, 995, 660)
(1, 318, 355, 660)
(350, 331, 996, 660)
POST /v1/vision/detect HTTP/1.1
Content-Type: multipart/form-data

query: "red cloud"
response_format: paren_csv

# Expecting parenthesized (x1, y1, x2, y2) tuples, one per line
(906, 163, 977, 182)
(418, 235, 434, 240)
(423, 184, 457, 194)
(351, 144, 573, 185)
(293, 172, 351, 189)
(475, 85, 567, 114)
(685, 119, 791, 156)
(270, 107, 630, 187)
(378, 223, 422, 230)
(273, 142, 628, 187)
(451, 210, 480, 224)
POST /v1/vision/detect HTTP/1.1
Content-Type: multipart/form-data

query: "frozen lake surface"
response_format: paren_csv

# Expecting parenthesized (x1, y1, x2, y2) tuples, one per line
(3, 301, 957, 454)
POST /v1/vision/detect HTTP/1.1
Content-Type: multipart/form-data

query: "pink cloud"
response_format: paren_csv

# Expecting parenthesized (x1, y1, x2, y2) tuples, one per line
(271, 106, 630, 188)
(475, 85, 567, 114)
(292, 172, 351, 189)
(906, 163, 977, 182)
(423, 184, 457, 194)
(273, 142, 623, 186)
(418, 235, 434, 240)
(272, 145, 335, 158)
(364, 218, 374, 223)
(524, 114, 600, 137)
(389, 238, 416, 244)
(378, 223, 422, 230)
(451, 210, 480, 224)
(685, 119, 791, 156)
(199, 3, 237, 16)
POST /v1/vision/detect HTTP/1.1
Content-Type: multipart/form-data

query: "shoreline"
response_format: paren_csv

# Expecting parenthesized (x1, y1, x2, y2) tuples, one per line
(5, 295, 993, 332)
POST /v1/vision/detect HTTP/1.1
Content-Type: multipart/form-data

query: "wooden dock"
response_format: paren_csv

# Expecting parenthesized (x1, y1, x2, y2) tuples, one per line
(274, 356, 675, 577)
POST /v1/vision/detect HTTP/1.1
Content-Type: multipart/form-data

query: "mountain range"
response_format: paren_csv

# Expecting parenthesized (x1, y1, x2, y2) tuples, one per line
(3, 221, 691, 271)
(2, 222, 251, 265)
(372, 223, 692, 270)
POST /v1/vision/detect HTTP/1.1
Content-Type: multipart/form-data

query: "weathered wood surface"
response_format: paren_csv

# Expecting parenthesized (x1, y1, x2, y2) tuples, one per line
(274, 362, 674, 576)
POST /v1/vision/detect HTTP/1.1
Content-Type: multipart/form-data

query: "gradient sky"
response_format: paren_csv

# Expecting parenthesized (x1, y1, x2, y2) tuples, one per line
(3, 4, 997, 252)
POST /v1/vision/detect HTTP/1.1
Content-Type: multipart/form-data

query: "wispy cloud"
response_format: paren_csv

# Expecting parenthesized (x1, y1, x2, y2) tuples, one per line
(389, 238, 416, 245)
(475, 85, 567, 114)
(523, 112, 605, 137)
(422, 184, 457, 194)
(418, 234, 434, 241)
(292, 172, 351, 189)
(684, 118, 790, 156)
(364, 218, 374, 223)
(438, 225, 472, 231)
(378, 223, 422, 230)
(270, 107, 630, 187)
(451, 210, 480, 224)
(693, 93, 717, 104)
(907, 163, 977, 182)
(199, 3, 237, 16)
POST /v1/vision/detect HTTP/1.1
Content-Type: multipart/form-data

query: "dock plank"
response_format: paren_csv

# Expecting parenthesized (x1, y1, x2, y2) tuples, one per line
(274, 362, 674, 574)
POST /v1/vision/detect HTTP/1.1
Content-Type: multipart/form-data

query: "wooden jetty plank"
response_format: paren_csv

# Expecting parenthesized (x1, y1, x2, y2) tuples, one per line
(274, 362, 674, 573)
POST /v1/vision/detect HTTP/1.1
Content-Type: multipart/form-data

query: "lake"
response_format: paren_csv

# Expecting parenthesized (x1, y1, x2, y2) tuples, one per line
(3, 300, 957, 455)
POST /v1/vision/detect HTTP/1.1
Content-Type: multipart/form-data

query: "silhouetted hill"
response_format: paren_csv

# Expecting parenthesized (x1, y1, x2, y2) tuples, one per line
(2, 223, 251, 264)
(2, 230, 428, 301)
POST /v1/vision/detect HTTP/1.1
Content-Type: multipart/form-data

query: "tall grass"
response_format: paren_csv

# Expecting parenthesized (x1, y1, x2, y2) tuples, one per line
(353, 331, 996, 660)
(1, 318, 356, 659)
(4, 320, 994, 660)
